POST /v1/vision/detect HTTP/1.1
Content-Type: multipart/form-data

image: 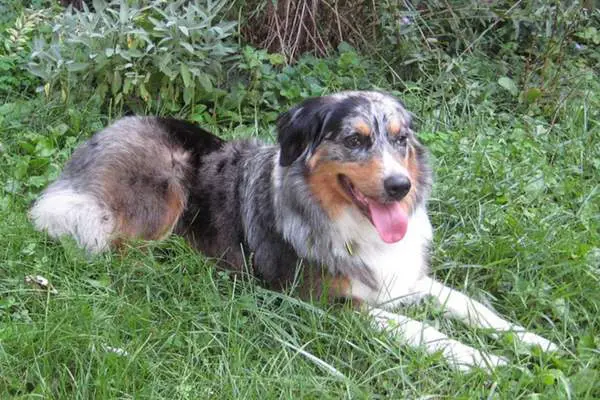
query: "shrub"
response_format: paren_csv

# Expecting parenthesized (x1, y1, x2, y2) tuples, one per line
(0, 6, 54, 96)
(233, 1, 598, 122)
(21, 0, 600, 126)
(27, 0, 239, 113)
(192, 43, 388, 129)
(379, 1, 598, 114)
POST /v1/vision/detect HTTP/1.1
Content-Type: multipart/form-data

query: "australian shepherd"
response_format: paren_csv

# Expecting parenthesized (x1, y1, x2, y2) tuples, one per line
(30, 91, 557, 371)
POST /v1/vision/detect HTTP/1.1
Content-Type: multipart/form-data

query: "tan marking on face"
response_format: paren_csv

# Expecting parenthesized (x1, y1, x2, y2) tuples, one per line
(307, 147, 327, 171)
(394, 144, 420, 214)
(354, 120, 371, 136)
(308, 156, 384, 218)
(388, 119, 402, 136)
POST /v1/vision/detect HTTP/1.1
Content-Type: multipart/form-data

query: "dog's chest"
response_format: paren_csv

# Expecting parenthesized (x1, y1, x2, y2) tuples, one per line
(334, 206, 433, 306)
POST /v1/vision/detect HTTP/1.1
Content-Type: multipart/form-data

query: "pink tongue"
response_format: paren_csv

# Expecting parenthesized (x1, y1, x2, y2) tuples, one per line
(367, 201, 408, 243)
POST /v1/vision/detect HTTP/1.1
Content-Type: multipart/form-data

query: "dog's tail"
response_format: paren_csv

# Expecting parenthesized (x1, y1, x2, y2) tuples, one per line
(30, 186, 117, 252)
(30, 116, 224, 252)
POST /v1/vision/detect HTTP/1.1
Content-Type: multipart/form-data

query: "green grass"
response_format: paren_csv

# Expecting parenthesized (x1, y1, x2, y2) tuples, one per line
(1, 56, 600, 400)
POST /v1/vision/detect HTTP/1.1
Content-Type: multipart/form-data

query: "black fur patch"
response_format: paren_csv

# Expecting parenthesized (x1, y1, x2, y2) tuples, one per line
(276, 96, 370, 166)
(157, 118, 224, 169)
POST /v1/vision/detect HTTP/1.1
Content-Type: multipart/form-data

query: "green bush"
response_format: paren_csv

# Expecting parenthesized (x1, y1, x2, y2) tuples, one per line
(0, 6, 54, 96)
(27, 0, 238, 113)
(23, 0, 599, 124)
(209, 44, 386, 128)
(376, 1, 599, 119)
(223, 0, 598, 124)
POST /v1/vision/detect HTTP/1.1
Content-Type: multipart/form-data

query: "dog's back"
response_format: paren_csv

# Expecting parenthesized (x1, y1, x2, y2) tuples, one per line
(29, 117, 224, 253)
(30, 115, 297, 284)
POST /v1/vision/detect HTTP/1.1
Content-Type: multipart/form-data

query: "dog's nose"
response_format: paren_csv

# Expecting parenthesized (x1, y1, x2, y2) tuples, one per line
(384, 175, 411, 200)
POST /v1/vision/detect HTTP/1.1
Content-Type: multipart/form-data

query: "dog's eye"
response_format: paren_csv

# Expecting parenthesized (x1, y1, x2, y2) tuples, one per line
(391, 135, 408, 147)
(344, 134, 366, 149)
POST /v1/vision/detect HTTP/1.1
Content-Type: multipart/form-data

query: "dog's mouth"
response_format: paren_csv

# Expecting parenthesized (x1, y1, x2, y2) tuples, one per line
(338, 175, 408, 244)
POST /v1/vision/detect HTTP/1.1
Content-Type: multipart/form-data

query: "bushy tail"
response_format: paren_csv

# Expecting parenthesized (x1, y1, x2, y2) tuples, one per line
(29, 187, 115, 253)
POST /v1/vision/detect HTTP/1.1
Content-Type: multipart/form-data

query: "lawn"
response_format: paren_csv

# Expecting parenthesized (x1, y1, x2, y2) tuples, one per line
(1, 1, 599, 398)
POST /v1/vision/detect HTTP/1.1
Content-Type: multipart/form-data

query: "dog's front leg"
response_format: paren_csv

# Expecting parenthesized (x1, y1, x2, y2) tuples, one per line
(368, 307, 507, 371)
(416, 277, 558, 351)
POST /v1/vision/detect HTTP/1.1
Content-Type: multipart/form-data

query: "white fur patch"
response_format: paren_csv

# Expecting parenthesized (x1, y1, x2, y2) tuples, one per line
(369, 307, 508, 371)
(382, 150, 410, 179)
(417, 277, 559, 351)
(334, 205, 433, 306)
(29, 189, 114, 253)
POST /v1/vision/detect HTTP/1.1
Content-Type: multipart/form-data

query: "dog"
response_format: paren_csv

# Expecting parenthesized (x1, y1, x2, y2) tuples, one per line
(30, 91, 558, 371)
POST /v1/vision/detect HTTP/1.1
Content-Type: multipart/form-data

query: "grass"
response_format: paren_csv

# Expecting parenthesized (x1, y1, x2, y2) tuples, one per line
(1, 91, 598, 398)
(1, 20, 600, 400)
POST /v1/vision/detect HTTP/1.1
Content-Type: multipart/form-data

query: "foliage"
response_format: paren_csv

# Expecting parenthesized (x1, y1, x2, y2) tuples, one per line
(0, 97, 106, 203)
(0, 0, 48, 30)
(207, 44, 386, 128)
(27, 0, 238, 113)
(0, 5, 54, 95)
(234, 1, 599, 121)
(376, 1, 600, 119)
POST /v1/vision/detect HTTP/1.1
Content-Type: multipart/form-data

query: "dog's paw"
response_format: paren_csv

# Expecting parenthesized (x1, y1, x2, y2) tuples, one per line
(435, 339, 508, 372)
(516, 331, 559, 352)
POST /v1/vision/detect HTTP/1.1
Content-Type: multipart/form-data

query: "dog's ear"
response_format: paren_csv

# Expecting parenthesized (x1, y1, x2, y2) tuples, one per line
(276, 98, 334, 167)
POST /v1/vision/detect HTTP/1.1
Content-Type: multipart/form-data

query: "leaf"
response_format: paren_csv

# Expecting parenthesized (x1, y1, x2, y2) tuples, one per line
(180, 64, 192, 87)
(180, 41, 194, 54)
(197, 73, 213, 93)
(498, 76, 518, 96)
(119, 1, 129, 25)
(158, 55, 176, 79)
(114, 92, 123, 106)
(13, 159, 29, 179)
(0, 296, 16, 309)
(35, 137, 56, 157)
(92, 0, 105, 13)
(183, 86, 194, 105)
(268, 53, 286, 65)
(127, 49, 143, 58)
(52, 123, 69, 136)
(139, 84, 150, 102)
(123, 78, 132, 95)
(112, 71, 122, 94)
(26, 63, 48, 79)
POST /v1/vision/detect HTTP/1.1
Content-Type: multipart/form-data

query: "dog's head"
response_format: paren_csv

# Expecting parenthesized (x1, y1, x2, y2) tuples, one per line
(277, 91, 431, 244)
